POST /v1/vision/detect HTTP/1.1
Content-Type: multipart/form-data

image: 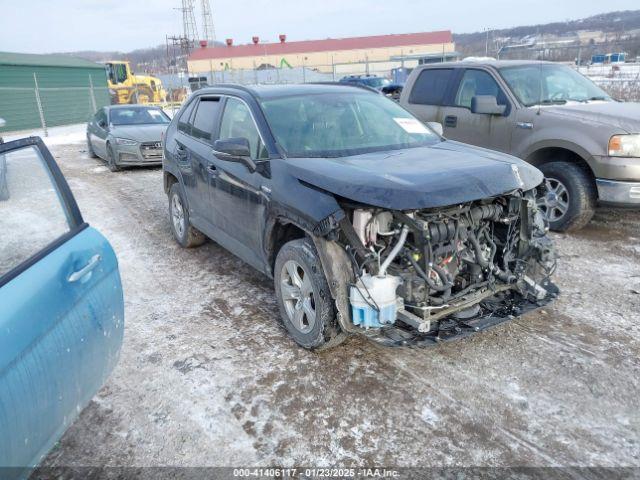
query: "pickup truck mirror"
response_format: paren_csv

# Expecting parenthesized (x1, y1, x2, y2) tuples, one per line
(427, 122, 443, 136)
(213, 137, 257, 172)
(98, 120, 107, 128)
(471, 95, 506, 115)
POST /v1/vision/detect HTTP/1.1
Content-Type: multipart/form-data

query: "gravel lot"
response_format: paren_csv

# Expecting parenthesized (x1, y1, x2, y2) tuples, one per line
(39, 140, 640, 469)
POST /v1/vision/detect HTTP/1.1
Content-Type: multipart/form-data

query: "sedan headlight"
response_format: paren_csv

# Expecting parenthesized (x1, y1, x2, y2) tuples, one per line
(115, 137, 137, 146)
(609, 134, 640, 157)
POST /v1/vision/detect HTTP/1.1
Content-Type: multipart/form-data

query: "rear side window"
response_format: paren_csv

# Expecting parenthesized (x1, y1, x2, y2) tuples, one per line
(191, 98, 221, 143)
(408, 69, 453, 105)
(0, 146, 71, 277)
(177, 100, 197, 135)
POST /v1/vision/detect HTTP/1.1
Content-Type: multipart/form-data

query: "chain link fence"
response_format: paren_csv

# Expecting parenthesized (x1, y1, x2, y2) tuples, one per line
(576, 64, 640, 102)
(0, 74, 110, 136)
(191, 58, 417, 86)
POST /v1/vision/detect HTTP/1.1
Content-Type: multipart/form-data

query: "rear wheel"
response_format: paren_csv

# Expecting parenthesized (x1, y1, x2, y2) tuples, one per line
(168, 182, 206, 248)
(537, 161, 596, 232)
(86, 135, 98, 158)
(274, 238, 342, 350)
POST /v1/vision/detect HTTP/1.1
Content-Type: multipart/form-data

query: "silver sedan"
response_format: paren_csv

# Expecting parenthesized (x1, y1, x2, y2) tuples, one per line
(86, 105, 170, 172)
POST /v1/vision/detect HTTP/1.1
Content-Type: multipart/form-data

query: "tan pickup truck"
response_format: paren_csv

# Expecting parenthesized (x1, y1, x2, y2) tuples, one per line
(400, 60, 640, 231)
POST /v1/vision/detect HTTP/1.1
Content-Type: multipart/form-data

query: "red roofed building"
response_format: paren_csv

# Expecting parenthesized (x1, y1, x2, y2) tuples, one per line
(188, 30, 455, 74)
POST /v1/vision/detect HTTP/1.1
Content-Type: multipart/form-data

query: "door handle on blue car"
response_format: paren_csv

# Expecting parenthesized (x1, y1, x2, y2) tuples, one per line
(207, 164, 218, 176)
(68, 254, 101, 283)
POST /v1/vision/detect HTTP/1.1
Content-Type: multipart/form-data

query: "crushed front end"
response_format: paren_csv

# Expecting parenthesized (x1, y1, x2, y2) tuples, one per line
(321, 187, 558, 347)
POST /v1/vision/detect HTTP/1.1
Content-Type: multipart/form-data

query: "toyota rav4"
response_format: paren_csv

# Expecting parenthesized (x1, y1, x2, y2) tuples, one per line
(162, 84, 557, 350)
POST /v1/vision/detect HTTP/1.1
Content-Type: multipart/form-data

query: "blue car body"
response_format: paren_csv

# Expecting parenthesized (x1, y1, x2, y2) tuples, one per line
(0, 137, 124, 479)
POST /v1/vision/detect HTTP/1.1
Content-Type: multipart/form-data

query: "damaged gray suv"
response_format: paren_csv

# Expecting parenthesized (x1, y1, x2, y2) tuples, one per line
(162, 84, 558, 350)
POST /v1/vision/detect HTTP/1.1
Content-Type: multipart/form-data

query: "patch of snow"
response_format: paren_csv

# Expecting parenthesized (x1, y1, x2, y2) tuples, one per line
(420, 406, 440, 426)
(3, 123, 86, 146)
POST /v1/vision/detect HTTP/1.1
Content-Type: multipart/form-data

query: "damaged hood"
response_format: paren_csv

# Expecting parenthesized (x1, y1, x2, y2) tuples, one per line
(285, 141, 543, 210)
(541, 101, 640, 133)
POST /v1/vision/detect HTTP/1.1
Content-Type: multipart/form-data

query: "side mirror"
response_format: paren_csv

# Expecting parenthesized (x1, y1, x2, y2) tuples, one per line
(427, 122, 443, 136)
(213, 137, 257, 172)
(471, 95, 506, 115)
(98, 120, 107, 128)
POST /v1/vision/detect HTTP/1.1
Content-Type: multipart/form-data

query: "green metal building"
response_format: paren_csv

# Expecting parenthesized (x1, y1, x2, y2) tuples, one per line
(0, 52, 110, 133)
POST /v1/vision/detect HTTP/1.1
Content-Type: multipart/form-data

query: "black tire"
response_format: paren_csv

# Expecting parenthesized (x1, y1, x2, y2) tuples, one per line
(168, 182, 206, 248)
(538, 161, 596, 232)
(274, 238, 342, 350)
(106, 143, 121, 172)
(87, 135, 98, 158)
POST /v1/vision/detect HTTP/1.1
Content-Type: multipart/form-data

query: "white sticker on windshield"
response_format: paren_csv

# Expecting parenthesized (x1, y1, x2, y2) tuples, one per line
(149, 110, 163, 118)
(394, 117, 429, 134)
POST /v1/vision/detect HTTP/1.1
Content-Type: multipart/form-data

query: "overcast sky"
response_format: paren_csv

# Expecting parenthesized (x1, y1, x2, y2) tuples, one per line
(0, 0, 638, 53)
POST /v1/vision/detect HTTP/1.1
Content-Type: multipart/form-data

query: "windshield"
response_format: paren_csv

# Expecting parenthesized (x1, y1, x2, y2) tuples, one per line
(260, 92, 440, 158)
(500, 64, 611, 107)
(361, 77, 391, 88)
(109, 107, 170, 126)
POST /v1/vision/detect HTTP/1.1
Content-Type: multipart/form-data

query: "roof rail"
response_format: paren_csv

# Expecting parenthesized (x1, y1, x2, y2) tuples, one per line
(308, 81, 380, 94)
(199, 83, 256, 94)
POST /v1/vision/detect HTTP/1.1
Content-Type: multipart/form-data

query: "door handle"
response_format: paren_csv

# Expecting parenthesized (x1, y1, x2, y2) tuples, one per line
(176, 145, 188, 159)
(68, 254, 101, 283)
(444, 115, 457, 128)
(207, 164, 218, 176)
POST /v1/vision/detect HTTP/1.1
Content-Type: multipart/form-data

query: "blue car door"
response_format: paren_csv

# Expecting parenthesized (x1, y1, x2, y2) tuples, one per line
(0, 137, 124, 478)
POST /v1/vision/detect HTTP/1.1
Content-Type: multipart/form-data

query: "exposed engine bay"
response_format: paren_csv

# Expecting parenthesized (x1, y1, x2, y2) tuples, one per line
(327, 188, 558, 346)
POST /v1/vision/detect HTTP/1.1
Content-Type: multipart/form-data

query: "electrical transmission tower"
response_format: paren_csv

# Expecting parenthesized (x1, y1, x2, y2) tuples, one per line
(181, 0, 199, 45)
(201, 0, 216, 44)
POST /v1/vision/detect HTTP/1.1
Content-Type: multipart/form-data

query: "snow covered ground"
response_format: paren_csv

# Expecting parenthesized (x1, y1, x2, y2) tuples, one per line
(25, 141, 640, 470)
(577, 63, 640, 101)
(3, 123, 87, 146)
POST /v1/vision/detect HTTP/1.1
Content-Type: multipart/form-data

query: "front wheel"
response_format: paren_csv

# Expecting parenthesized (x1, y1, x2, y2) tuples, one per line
(106, 143, 121, 172)
(168, 182, 206, 248)
(274, 238, 342, 350)
(537, 161, 596, 232)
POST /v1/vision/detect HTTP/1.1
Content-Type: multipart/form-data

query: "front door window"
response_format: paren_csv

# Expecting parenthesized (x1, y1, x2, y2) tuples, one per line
(219, 98, 268, 160)
(0, 145, 71, 278)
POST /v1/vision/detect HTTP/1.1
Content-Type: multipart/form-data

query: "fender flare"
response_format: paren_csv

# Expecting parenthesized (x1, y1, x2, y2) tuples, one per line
(522, 139, 595, 172)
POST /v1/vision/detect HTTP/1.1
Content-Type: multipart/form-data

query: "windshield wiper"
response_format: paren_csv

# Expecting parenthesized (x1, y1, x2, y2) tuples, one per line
(530, 99, 567, 106)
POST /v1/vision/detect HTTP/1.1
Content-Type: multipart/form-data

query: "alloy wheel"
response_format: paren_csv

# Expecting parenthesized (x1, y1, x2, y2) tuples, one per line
(280, 260, 316, 334)
(171, 193, 185, 238)
(537, 177, 570, 223)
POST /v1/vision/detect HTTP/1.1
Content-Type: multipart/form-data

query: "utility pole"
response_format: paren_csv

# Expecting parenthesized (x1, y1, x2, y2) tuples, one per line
(201, 0, 216, 44)
(484, 28, 491, 56)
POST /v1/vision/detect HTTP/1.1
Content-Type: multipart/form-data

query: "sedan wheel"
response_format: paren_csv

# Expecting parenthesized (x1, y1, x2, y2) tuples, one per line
(280, 259, 316, 334)
(106, 144, 121, 172)
(537, 177, 570, 223)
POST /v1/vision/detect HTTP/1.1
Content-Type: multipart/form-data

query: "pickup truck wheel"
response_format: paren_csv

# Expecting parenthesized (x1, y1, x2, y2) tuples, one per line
(168, 183, 206, 248)
(274, 238, 341, 350)
(537, 161, 596, 232)
(87, 135, 98, 158)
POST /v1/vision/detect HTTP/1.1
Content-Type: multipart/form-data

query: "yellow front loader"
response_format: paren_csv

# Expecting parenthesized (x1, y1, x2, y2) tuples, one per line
(106, 61, 167, 105)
